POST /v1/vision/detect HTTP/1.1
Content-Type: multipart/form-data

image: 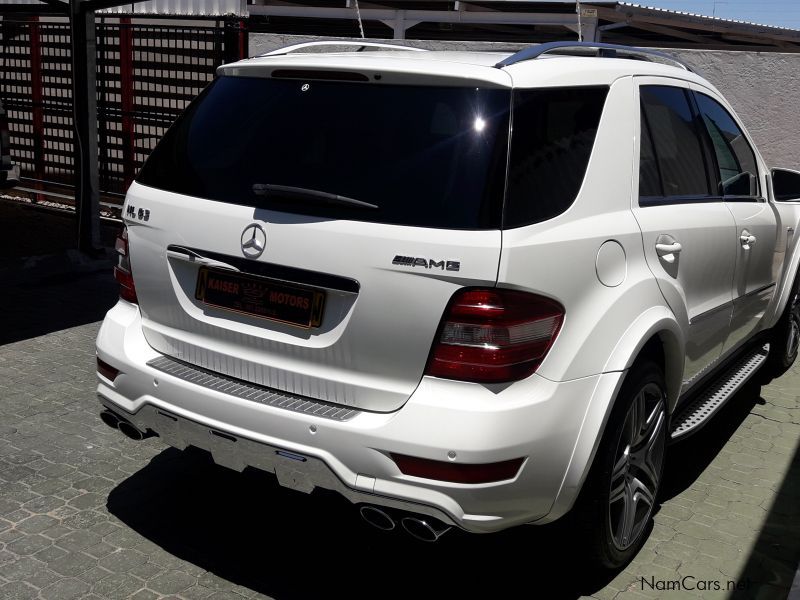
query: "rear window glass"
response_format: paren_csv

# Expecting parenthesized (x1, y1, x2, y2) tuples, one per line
(137, 76, 511, 230)
(504, 86, 608, 228)
(639, 86, 711, 201)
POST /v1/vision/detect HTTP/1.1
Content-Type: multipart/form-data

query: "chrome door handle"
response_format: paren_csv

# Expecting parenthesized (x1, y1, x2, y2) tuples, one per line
(739, 231, 757, 248)
(655, 242, 682, 256)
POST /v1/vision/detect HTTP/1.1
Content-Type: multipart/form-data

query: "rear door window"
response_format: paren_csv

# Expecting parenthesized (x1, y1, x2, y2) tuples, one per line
(694, 92, 760, 198)
(137, 76, 511, 230)
(504, 86, 608, 228)
(639, 86, 712, 204)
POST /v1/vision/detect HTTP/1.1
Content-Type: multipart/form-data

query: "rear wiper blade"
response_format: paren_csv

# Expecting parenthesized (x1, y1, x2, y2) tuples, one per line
(252, 183, 378, 210)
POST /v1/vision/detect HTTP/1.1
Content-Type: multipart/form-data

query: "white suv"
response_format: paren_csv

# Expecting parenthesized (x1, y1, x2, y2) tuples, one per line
(96, 41, 800, 567)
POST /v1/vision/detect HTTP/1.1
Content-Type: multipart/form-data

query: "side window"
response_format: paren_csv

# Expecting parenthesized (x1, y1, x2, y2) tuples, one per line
(504, 86, 608, 228)
(639, 86, 711, 203)
(694, 93, 760, 198)
(639, 113, 662, 197)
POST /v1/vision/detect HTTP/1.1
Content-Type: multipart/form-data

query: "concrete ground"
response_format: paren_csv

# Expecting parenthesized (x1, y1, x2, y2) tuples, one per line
(0, 202, 798, 599)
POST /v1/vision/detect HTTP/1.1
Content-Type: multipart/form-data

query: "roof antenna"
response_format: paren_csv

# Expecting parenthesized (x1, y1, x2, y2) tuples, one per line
(576, 0, 583, 41)
(354, 0, 366, 39)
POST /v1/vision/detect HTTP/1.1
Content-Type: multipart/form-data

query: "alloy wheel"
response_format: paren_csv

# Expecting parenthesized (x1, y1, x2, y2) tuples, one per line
(608, 382, 666, 551)
(786, 292, 799, 364)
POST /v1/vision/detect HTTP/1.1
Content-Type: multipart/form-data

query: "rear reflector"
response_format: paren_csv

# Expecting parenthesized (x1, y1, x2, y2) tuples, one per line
(391, 454, 524, 484)
(425, 288, 564, 383)
(97, 357, 120, 382)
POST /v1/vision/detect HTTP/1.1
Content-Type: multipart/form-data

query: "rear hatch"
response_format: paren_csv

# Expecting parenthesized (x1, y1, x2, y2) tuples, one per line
(127, 62, 511, 412)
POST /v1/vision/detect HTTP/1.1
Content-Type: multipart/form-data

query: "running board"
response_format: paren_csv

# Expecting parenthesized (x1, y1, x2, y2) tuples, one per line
(670, 344, 769, 441)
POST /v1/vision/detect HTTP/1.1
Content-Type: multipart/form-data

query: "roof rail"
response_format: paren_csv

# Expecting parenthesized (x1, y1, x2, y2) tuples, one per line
(495, 41, 694, 72)
(261, 41, 428, 57)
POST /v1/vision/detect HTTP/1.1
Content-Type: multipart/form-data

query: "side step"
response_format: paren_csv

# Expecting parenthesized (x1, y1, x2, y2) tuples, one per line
(670, 344, 769, 441)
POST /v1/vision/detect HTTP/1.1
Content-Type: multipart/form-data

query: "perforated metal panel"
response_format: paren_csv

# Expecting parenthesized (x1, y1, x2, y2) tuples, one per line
(147, 355, 361, 422)
(671, 344, 769, 440)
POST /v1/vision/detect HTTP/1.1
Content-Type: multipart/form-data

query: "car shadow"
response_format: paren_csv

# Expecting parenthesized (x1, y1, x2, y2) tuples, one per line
(0, 263, 118, 345)
(660, 378, 764, 501)
(0, 202, 119, 345)
(107, 447, 617, 600)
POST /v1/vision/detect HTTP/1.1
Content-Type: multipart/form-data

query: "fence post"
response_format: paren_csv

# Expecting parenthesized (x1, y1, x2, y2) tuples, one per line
(70, 0, 102, 254)
(119, 17, 135, 190)
(29, 16, 45, 202)
(223, 17, 247, 63)
(238, 18, 248, 60)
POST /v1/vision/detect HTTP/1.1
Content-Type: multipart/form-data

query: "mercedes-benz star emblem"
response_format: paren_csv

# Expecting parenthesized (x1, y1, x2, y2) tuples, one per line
(240, 223, 266, 259)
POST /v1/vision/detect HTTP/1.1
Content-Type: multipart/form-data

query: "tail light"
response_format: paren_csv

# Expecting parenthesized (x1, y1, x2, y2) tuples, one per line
(114, 227, 138, 304)
(425, 288, 564, 383)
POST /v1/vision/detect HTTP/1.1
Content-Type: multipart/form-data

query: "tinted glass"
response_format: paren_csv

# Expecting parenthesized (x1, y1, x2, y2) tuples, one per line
(504, 87, 608, 227)
(137, 77, 511, 230)
(640, 86, 710, 200)
(639, 114, 662, 197)
(695, 93, 759, 197)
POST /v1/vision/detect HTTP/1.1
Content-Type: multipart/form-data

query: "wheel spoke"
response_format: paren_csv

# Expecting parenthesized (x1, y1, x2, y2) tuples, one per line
(610, 478, 627, 504)
(618, 481, 638, 546)
(631, 391, 645, 444)
(612, 451, 628, 480)
(630, 407, 665, 487)
(630, 475, 655, 509)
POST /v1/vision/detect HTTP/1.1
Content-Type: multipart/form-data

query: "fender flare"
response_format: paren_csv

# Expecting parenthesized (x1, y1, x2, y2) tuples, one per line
(540, 305, 684, 523)
(603, 305, 685, 410)
(773, 237, 800, 323)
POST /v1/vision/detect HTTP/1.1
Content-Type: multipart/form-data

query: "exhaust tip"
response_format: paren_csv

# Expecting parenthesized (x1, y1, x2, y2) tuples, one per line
(359, 505, 396, 531)
(100, 411, 120, 430)
(401, 516, 451, 542)
(117, 421, 146, 441)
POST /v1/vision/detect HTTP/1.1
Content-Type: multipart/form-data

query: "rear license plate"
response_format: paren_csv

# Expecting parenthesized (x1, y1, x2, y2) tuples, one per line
(195, 267, 325, 328)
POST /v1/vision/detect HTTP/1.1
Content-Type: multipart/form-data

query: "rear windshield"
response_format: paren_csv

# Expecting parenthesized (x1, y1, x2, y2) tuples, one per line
(137, 76, 511, 230)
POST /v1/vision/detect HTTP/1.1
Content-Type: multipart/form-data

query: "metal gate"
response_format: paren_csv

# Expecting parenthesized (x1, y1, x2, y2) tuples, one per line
(0, 16, 246, 210)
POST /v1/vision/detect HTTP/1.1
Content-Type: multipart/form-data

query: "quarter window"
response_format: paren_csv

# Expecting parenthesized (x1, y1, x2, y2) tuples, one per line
(694, 93, 759, 198)
(639, 86, 711, 203)
(504, 86, 608, 228)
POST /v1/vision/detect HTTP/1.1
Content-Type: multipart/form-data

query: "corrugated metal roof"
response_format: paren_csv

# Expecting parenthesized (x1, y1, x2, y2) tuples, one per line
(616, 2, 798, 34)
(99, 0, 247, 16)
(0, 0, 247, 16)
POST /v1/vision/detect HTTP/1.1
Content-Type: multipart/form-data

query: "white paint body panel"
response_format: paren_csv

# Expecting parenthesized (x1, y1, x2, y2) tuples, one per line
(96, 49, 800, 532)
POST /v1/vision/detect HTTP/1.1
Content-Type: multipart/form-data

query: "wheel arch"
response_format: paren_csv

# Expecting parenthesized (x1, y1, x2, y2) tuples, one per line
(541, 306, 683, 523)
(602, 306, 684, 412)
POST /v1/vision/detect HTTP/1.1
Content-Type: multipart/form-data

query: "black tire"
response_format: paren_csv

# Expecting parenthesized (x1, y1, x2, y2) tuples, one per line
(760, 276, 800, 383)
(572, 360, 668, 570)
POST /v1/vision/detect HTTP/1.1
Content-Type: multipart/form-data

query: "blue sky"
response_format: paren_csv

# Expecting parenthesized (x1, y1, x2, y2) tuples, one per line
(633, 0, 800, 29)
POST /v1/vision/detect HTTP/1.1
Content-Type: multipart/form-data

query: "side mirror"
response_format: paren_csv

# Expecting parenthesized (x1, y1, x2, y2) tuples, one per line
(772, 168, 800, 202)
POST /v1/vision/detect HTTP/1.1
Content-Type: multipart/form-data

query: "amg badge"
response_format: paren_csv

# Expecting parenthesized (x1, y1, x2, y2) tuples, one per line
(392, 255, 460, 272)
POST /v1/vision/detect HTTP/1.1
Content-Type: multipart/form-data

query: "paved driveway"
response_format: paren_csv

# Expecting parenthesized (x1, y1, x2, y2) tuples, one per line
(0, 217, 798, 600)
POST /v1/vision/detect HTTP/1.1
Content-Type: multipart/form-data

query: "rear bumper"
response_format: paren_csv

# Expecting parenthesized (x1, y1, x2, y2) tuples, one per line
(96, 300, 621, 533)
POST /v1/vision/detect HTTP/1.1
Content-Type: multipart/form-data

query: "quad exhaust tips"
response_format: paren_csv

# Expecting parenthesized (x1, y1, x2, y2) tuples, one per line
(400, 516, 451, 542)
(359, 505, 451, 542)
(99, 410, 153, 441)
(359, 505, 396, 531)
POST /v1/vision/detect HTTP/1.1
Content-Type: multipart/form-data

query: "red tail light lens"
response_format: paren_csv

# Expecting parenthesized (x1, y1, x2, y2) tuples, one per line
(425, 288, 564, 383)
(113, 227, 138, 304)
